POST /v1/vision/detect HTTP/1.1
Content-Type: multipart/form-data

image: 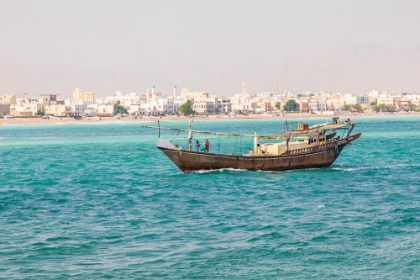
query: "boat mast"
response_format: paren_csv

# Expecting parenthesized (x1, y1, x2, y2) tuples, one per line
(254, 131, 258, 152)
(187, 120, 193, 151)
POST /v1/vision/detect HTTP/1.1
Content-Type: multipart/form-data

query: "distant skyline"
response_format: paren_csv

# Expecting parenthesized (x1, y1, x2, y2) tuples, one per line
(1, 0, 419, 98)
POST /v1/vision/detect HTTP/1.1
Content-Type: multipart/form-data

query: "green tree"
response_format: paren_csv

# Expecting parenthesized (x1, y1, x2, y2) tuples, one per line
(378, 104, 388, 112)
(283, 100, 299, 112)
(343, 104, 352, 111)
(114, 103, 128, 115)
(352, 104, 363, 112)
(387, 104, 396, 111)
(410, 104, 418, 111)
(370, 101, 377, 106)
(372, 105, 380, 112)
(179, 100, 194, 116)
(36, 110, 44, 116)
(275, 102, 281, 110)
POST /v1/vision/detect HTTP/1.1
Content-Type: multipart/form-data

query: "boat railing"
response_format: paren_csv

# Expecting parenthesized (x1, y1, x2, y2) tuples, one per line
(287, 139, 341, 156)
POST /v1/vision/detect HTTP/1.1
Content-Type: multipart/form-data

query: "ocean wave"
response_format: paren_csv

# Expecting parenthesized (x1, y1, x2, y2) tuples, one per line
(2, 116, 420, 279)
(330, 163, 420, 172)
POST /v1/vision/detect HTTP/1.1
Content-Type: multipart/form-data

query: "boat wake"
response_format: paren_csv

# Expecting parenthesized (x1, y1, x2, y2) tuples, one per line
(192, 168, 248, 174)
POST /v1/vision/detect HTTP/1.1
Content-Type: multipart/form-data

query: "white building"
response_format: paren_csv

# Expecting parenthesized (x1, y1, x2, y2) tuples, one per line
(377, 92, 395, 105)
(105, 91, 140, 104)
(84, 102, 99, 116)
(218, 97, 232, 113)
(309, 100, 327, 112)
(344, 94, 357, 105)
(98, 104, 114, 116)
(139, 87, 180, 115)
(368, 90, 380, 98)
(230, 93, 251, 112)
(377, 96, 394, 105)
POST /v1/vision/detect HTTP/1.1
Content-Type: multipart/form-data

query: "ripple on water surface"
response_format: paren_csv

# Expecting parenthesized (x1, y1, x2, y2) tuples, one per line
(1, 117, 420, 278)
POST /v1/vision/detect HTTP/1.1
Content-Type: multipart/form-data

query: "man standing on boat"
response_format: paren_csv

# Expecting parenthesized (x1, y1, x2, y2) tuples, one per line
(205, 139, 210, 153)
(196, 140, 200, 152)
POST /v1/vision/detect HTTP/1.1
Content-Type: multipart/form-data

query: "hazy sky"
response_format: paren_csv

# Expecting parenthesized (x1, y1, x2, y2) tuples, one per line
(1, 0, 419, 98)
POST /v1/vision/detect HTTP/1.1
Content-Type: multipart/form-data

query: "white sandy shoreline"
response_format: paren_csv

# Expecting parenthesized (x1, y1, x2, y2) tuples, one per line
(1, 112, 419, 126)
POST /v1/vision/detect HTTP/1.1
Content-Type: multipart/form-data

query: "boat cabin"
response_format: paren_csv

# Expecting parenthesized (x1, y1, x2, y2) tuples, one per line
(248, 135, 329, 156)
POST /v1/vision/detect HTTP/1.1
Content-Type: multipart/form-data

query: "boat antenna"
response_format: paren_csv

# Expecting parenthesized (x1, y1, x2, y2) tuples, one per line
(158, 120, 160, 138)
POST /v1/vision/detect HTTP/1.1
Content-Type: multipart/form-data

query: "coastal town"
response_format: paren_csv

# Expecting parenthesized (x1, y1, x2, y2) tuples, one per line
(0, 83, 419, 119)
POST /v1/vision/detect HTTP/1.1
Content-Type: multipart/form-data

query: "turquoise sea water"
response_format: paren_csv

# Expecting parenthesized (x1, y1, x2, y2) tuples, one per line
(1, 116, 420, 279)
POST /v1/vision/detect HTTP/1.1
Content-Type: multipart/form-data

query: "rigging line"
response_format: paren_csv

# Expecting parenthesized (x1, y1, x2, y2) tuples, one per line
(340, 128, 346, 139)
(248, 137, 253, 151)
(143, 125, 254, 137)
(171, 130, 181, 142)
(143, 123, 353, 139)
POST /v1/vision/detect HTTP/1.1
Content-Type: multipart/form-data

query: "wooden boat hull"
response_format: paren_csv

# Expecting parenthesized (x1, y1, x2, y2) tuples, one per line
(158, 133, 361, 172)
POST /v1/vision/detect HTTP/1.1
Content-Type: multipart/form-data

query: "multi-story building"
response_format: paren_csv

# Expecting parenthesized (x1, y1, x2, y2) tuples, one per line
(411, 99, 420, 106)
(313, 91, 331, 99)
(176, 88, 218, 114)
(44, 104, 67, 117)
(327, 94, 345, 110)
(377, 93, 395, 105)
(231, 83, 252, 112)
(163, 101, 180, 115)
(73, 88, 95, 102)
(193, 101, 216, 114)
(0, 94, 17, 105)
(84, 102, 99, 116)
(104, 91, 140, 105)
(309, 100, 327, 112)
(368, 90, 380, 98)
(398, 99, 412, 111)
(218, 97, 232, 113)
(141, 96, 179, 115)
(0, 104, 11, 116)
(0, 94, 16, 116)
(10, 100, 44, 117)
(139, 87, 180, 115)
(344, 94, 357, 105)
(98, 104, 114, 116)
(38, 94, 58, 105)
(230, 93, 251, 112)
(249, 94, 277, 113)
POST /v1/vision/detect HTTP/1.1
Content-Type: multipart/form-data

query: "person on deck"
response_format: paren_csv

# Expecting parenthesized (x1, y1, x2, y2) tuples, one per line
(205, 139, 210, 153)
(196, 140, 200, 152)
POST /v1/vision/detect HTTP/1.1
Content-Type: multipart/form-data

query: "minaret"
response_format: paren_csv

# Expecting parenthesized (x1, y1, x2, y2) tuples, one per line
(173, 86, 177, 99)
(152, 86, 155, 100)
(242, 82, 247, 95)
(146, 87, 150, 103)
